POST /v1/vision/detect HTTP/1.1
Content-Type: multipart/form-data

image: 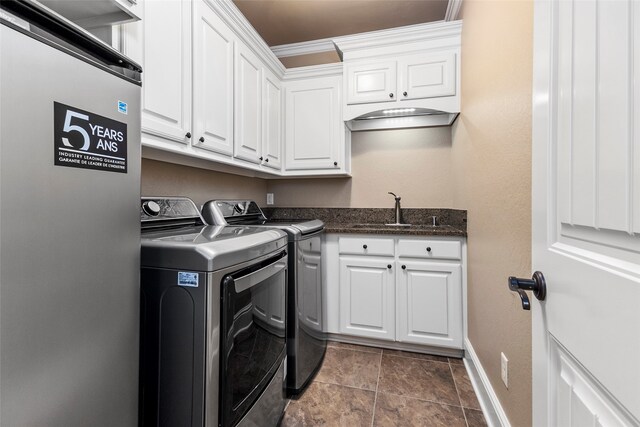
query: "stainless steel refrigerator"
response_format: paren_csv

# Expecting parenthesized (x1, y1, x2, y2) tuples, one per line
(0, 1, 141, 425)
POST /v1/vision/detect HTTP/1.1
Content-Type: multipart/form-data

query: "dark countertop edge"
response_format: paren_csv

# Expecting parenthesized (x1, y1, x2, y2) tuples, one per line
(324, 223, 467, 237)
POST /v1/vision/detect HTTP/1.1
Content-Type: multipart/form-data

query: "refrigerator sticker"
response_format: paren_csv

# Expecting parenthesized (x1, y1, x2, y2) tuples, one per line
(178, 272, 199, 288)
(54, 102, 128, 173)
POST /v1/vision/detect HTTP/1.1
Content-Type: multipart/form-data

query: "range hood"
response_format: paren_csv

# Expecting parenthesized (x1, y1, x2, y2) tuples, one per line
(346, 107, 458, 132)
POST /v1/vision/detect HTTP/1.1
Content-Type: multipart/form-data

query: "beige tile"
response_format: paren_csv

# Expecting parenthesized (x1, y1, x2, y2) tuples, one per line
(383, 348, 449, 363)
(464, 408, 488, 427)
(451, 364, 481, 410)
(327, 341, 383, 354)
(373, 392, 466, 427)
(282, 382, 375, 427)
(449, 357, 465, 365)
(314, 347, 381, 390)
(377, 354, 460, 406)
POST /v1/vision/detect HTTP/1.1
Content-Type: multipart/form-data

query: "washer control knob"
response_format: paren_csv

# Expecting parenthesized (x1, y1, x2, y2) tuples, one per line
(142, 200, 161, 217)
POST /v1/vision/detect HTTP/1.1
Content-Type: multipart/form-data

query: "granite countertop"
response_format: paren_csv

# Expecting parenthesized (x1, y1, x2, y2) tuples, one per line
(262, 207, 467, 237)
(323, 222, 466, 237)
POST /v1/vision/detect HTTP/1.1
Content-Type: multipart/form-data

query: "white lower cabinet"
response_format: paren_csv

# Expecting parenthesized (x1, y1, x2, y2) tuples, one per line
(339, 257, 395, 340)
(396, 260, 462, 348)
(328, 234, 464, 350)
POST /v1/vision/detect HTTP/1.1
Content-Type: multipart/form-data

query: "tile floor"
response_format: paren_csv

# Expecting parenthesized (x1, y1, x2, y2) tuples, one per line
(282, 342, 487, 427)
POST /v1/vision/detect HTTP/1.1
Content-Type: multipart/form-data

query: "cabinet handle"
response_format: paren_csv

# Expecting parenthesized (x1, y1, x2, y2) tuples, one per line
(199, 136, 205, 143)
(402, 265, 406, 270)
(185, 132, 191, 139)
(259, 156, 263, 161)
(403, 91, 408, 97)
(387, 264, 392, 269)
(265, 158, 269, 163)
(334, 161, 338, 166)
(389, 93, 394, 98)
(363, 244, 368, 249)
(426, 247, 432, 252)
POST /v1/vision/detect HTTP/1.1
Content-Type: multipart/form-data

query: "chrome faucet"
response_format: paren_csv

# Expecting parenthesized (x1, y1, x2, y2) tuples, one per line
(388, 192, 409, 226)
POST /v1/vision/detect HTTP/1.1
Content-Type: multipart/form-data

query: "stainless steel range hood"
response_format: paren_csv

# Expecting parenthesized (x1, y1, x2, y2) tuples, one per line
(346, 107, 459, 131)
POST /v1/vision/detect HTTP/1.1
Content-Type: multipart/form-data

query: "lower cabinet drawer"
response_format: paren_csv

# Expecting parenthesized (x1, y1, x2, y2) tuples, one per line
(397, 239, 461, 260)
(339, 236, 395, 256)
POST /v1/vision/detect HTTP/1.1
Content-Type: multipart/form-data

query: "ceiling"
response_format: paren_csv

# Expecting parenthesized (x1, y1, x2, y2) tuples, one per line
(232, 0, 450, 47)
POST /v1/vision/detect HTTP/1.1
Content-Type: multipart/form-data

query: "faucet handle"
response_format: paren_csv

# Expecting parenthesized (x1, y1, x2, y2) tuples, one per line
(388, 192, 401, 200)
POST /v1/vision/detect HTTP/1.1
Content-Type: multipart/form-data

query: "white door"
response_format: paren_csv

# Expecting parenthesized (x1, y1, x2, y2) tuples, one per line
(192, 0, 234, 155)
(397, 52, 456, 101)
(532, 1, 640, 425)
(262, 67, 282, 170)
(339, 257, 395, 340)
(284, 76, 343, 171)
(396, 261, 462, 348)
(234, 42, 262, 164)
(345, 61, 397, 105)
(126, 0, 191, 144)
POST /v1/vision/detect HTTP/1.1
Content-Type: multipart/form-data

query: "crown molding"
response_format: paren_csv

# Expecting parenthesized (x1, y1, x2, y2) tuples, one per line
(271, 38, 337, 58)
(333, 20, 462, 57)
(445, 0, 463, 21)
(282, 62, 343, 81)
(204, 0, 286, 77)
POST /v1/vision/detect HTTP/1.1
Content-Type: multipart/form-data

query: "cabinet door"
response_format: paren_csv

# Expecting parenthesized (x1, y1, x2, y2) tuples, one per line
(128, 0, 191, 144)
(192, 0, 234, 155)
(339, 257, 395, 340)
(285, 76, 343, 171)
(345, 61, 397, 105)
(398, 53, 457, 100)
(234, 43, 262, 164)
(396, 261, 462, 348)
(262, 67, 282, 170)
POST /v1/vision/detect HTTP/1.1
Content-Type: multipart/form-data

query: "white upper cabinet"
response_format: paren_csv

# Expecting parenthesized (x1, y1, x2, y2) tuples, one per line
(398, 52, 456, 100)
(125, 0, 191, 144)
(334, 21, 462, 123)
(345, 61, 397, 105)
(234, 42, 262, 164)
(262, 67, 283, 170)
(192, 1, 234, 155)
(284, 73, 347, 172)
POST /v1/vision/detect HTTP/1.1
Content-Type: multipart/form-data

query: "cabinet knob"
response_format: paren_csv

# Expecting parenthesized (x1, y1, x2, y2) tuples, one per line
(403, 91, 408, 97)
(363, 244, 368, 249)
(259, 156, 263, 161)
(199, 136, 205, 143)
(426, 247, 432, 252)
(334, 161, 338, 166)
(402, 265, 406, 270)
(185, 132, 191, 139)
(387, 264, 392, 269)
(265, 158, 269, 163)
(389, 93, 394, 98)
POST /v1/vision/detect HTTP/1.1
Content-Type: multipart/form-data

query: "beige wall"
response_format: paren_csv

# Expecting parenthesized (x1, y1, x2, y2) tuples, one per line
(267, 126, 454, 207)
(141, 159, 267, 206)
(451, 1, 533, 426)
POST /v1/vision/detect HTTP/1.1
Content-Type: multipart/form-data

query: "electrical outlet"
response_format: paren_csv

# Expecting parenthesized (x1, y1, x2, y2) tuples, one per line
(266, 193, 274, 205)
(501, 352, 509, 388)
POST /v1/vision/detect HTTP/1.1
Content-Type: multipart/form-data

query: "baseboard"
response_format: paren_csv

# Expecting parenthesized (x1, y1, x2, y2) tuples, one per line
(464, 338, 512, 427)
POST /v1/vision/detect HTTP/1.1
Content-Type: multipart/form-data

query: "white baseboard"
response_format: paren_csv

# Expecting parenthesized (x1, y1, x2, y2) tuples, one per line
(464, 338, 512, 427)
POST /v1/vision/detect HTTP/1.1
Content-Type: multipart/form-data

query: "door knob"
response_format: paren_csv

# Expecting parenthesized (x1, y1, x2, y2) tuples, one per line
(508, 271, 546, 310)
